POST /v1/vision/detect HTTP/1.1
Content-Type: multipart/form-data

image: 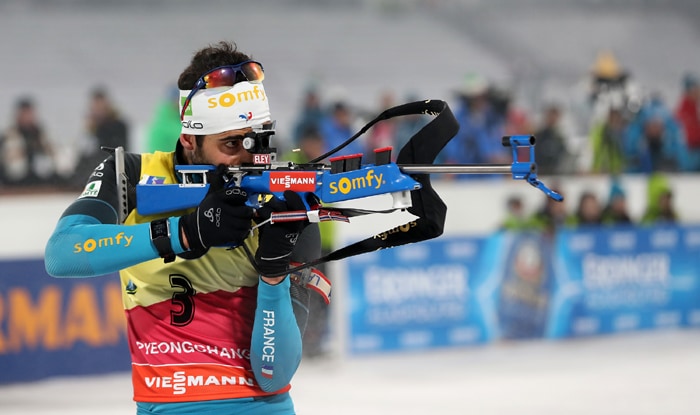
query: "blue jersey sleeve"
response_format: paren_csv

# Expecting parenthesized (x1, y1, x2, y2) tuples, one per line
(45, 213, 183, 277)
(250, 277, 303, 392)
(44, 152, 185, 278)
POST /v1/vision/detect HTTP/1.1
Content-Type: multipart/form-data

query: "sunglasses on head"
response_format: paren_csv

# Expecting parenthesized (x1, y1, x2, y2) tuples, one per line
(180, 60, 265, 120)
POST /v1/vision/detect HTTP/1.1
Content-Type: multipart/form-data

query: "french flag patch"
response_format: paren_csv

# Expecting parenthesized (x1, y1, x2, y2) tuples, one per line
(261, 365, 274, 379)
(141, 175, 165, 185)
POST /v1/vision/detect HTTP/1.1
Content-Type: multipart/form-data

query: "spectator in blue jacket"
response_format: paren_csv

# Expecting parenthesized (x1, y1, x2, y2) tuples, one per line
(292, 85, 325, 148)
(624, 95, 688, 173)
(440, 74, 509, 179)
(320, 101, 363, 156)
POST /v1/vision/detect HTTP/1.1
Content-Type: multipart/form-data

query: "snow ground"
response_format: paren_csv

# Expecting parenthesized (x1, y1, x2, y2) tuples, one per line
(1, 330, 698, 415)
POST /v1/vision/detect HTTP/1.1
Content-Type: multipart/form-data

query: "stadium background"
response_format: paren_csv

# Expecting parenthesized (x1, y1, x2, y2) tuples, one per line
(1, 1, 700, 414)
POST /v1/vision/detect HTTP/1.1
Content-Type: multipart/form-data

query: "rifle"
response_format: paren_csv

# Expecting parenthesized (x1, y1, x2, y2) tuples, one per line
(132, 99, 562, 275)
(136, 135, 561, 217)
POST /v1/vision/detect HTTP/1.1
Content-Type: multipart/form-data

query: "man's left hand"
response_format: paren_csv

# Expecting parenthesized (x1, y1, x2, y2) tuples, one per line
(255, 190, 309, 281)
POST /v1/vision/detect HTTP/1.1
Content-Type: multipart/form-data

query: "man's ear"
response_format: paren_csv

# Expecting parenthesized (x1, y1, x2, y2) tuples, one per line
(180, 134, 196, 150)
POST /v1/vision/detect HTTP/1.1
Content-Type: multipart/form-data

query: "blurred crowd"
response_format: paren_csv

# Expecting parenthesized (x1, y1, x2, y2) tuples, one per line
(280, 52, 700, 178)
(0, 86, 129, 191)
(0, 52, 697, 227)
(501, 172, 677, 235)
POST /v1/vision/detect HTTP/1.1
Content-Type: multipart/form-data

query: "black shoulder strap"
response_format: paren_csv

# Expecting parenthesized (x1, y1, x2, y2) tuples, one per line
(312, 99, 459, 265)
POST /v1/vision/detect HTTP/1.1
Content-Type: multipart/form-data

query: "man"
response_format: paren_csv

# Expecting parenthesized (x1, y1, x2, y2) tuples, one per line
(641, 173, 677, 224)
(624, 96, 686, 173)
(320, 100, 364, 156)
(71, 87, 131, 188)
(45, 41, 320, 415)
(675, 73, 700, 171)
(533, 104, 570, 175)
(439, 73, 509, 179)
(1, 97, 57, 187)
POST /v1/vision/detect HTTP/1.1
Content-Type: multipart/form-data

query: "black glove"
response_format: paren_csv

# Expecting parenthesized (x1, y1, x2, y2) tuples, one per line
(179, 167, 254, 251)
(255, 190, 310, 276)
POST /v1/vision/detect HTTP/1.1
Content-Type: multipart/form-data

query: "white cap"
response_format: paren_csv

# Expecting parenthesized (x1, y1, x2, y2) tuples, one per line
(179, 81, 271, 135)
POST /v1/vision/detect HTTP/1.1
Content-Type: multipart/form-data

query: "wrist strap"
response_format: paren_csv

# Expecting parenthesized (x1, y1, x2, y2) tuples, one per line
(150, 218, 175, 263)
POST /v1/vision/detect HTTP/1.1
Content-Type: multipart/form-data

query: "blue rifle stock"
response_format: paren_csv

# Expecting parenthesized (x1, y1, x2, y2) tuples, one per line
(135, 163, 420, 216)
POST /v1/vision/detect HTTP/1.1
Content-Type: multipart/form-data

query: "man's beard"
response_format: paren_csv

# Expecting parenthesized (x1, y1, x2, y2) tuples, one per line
(188, 146, 208, 165)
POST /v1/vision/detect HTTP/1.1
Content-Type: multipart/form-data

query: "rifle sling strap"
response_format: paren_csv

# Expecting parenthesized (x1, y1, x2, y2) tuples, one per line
(307, 99, 459, 269)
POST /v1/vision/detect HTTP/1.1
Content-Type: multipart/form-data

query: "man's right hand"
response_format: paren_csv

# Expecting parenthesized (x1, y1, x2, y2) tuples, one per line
(178, 186, 254, 251)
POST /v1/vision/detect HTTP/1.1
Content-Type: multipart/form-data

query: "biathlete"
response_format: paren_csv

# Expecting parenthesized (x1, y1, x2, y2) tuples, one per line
(45, 41, 321, 415)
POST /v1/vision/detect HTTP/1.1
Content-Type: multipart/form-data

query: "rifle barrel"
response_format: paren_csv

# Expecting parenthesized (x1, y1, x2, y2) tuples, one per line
(399, 164, 519, 174)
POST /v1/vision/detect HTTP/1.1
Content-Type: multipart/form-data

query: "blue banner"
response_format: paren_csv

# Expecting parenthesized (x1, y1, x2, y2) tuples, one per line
(547, 225, 700, 338)
(346, 235, 500, 354)
(0, 259, 130, 383)
(345, 226, 700, 354)
(495, 232, 555, 340)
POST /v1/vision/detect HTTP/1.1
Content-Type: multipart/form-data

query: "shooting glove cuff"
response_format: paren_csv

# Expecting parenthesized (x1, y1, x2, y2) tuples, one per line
(255, 191, 309, 276)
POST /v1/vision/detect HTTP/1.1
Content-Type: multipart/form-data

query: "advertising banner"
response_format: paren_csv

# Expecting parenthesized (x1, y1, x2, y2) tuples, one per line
(0, 259, 130, 383)
(346, 235, 501, 354)
(346, 226, 700, 354)
(547, 225, 700, 338)
(495, 231, 555, 340)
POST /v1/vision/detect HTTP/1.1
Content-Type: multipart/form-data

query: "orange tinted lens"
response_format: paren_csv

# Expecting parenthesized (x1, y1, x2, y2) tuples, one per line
(201, 62, 264, 88)
(203, 68, 237, 88)
(241, 62, 265, 83)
